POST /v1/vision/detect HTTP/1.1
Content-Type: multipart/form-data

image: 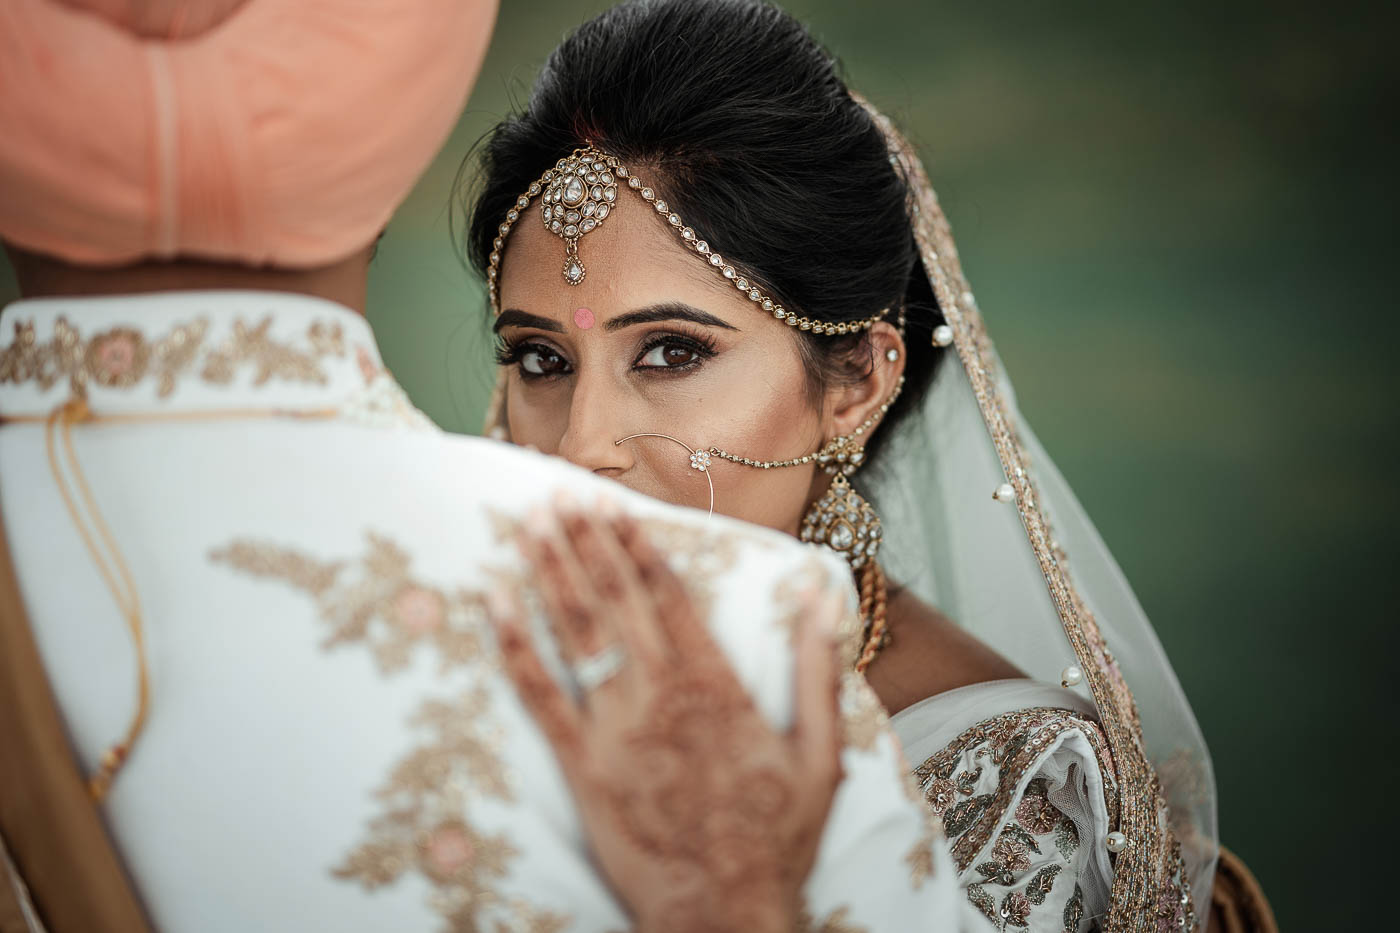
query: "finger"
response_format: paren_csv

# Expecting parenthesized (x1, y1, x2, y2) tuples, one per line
(565, 500, 670, 670)
(611, 510, 720, 662)
(485, 584, 584, 760)
(517, 505, 611, 660)
(791, 587, 845, 793)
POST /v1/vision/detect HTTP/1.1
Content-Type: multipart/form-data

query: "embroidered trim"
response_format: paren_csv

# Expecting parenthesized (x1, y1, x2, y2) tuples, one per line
(916, 708, 1105, 931)
(796, 904, 869, 933)
(904, 825, 940, 890)
(211, 533, 565, 933)
(874, 105, 1200, 931)
(771, 557, 865, 669)
(0, 314, 344, 399)
(911, 707, 1115, 874)
(965, 784, 1074, 930)
(838, 672, 887, 754)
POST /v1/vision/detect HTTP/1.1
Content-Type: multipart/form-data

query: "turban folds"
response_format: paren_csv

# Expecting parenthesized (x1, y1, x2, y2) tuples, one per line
(0, 0, 497, 267)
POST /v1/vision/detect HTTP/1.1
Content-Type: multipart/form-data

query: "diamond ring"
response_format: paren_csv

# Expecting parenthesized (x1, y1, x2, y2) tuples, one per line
(571, 643, 627, 692)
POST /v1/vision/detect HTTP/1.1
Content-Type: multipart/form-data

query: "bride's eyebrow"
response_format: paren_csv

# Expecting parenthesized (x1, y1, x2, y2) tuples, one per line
(494, 310, 564, 333)
(604, 302, 739, 332)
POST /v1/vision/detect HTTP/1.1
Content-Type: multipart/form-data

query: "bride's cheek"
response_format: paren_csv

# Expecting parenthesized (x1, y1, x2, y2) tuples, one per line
(506, 385, 570, 453)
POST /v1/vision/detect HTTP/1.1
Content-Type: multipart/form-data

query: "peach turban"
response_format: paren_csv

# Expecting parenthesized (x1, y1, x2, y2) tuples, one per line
(0, 0, 497, 267)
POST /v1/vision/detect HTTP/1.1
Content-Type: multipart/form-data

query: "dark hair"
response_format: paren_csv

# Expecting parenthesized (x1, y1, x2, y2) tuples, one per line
(463, 0, 946, 468)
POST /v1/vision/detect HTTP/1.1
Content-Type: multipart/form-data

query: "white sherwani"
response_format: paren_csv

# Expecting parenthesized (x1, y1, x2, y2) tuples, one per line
(0, 291, 978, 931)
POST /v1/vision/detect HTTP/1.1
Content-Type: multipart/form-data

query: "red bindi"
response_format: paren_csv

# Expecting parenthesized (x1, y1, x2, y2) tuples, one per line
(573, 307, 596, 330)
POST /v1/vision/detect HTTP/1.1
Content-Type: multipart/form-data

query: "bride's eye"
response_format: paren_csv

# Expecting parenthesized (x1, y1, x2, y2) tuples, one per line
(634, 334, 716, 372)
(496, 340, 572, 379)
(521, 346, 569, 376)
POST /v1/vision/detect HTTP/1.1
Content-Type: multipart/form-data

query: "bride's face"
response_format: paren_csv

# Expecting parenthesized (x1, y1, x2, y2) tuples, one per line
(496, 195, 879, 534)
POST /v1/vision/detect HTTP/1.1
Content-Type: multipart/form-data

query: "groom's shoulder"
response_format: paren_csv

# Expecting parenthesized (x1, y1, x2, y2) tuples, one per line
(343, 427, 850, 607)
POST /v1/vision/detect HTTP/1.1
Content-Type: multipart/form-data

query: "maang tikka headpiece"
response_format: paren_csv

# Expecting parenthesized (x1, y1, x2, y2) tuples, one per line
(487, 146, 889, 336)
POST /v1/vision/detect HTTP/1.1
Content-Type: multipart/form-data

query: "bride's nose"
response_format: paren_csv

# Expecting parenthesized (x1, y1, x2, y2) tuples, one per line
(556, 371, 633, 476)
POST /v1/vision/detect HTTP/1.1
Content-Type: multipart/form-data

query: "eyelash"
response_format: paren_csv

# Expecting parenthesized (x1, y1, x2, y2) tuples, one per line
(494, 329, 719, 382)
(493, 337, 551, 370)
(633, 330, 718, 373)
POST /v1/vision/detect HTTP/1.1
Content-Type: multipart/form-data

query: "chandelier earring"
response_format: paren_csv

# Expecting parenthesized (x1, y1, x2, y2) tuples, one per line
(702, 375, 904, 571)
(708, 375, 903, 673)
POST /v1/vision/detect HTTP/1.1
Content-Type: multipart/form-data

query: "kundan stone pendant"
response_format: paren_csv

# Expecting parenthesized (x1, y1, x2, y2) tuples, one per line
(542, 149, 619, 286)
(563, 254, 585, 285)
(799, 473, 883, 571)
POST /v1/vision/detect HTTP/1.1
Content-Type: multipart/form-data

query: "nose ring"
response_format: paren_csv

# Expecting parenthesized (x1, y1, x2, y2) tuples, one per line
(614, 433, 714, 518)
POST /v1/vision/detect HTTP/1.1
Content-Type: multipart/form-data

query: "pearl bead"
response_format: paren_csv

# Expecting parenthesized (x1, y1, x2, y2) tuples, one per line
(886, 348, 900, 362)
(932, 325, 954, 347)
(1105, 831, 1128, 853)
(993, 483, 1015, 503)
(1060, 666, 1083, 688)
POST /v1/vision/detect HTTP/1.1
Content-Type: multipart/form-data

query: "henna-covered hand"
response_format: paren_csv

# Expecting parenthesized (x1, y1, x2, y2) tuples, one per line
(486, 499, 845, 933)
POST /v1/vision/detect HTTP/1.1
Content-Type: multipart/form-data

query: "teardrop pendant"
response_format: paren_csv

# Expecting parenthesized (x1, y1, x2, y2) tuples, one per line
(562, 254, 586, 285)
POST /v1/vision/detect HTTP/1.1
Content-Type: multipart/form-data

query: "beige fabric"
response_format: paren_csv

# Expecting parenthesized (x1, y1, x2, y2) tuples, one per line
(0, 500, 150, 932)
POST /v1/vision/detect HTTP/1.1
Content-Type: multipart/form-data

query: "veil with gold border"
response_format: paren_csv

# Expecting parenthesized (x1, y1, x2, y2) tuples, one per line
(480, 103, 1219, 932)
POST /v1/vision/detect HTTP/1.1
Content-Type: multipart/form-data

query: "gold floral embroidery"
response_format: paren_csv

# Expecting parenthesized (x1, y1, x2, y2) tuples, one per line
(769, 556, 865, 668)
(769, 556, 832, 641)
(0, 314, 341, 399)
(0, 317, 76, 391)
(212, 533, 564, 933)
(486, 508, 743, 619)
(1, 318, 205, 397)
(837, 671, 886, 752)
(636, 514, 744, 615)
(330, 686, 533, 931)
(894, 725, 946, 891)
(149, 319, 209, 396)
(911, 707, 1115, 876)
(202, 317, 344, 385)
(796, 904, 867, 933)
(83, 327, 148, 388)
(905, 828, 938, 889)
(962, 777, 1076, 930)
(767, 551, 879, 755)
(490, 906, 571, 933)
(211, 534, 482, 672)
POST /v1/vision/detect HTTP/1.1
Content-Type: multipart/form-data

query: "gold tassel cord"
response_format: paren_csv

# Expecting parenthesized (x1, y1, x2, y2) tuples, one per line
(24, 400, 340, 800)
(45, 398, 147, 801)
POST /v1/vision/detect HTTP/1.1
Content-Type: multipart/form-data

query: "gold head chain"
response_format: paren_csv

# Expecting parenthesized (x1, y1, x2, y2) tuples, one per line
(486, 146, 890, 337)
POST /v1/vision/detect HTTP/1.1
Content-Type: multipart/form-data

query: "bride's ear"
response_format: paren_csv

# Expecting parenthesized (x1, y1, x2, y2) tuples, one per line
(826, 321, 905, 440)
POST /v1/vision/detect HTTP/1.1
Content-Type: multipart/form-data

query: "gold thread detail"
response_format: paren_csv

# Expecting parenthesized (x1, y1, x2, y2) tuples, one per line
(0, 315, 343, 399)
(44, 397, 149, 801)
(211, 533, 568, 932)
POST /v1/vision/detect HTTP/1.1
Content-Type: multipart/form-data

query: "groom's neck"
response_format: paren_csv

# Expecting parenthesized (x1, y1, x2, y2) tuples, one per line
(4, 244, 373, 315)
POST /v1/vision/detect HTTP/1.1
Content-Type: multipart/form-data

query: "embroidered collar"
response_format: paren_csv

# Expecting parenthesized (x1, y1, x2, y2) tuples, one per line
(0, 291, 399, 419)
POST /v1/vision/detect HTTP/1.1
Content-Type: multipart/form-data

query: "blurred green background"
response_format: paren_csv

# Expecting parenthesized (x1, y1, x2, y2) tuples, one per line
(3, 0, 1390, 926)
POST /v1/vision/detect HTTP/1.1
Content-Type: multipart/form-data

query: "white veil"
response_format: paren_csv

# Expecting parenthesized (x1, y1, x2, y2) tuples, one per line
(863, 106, 1218, 928)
